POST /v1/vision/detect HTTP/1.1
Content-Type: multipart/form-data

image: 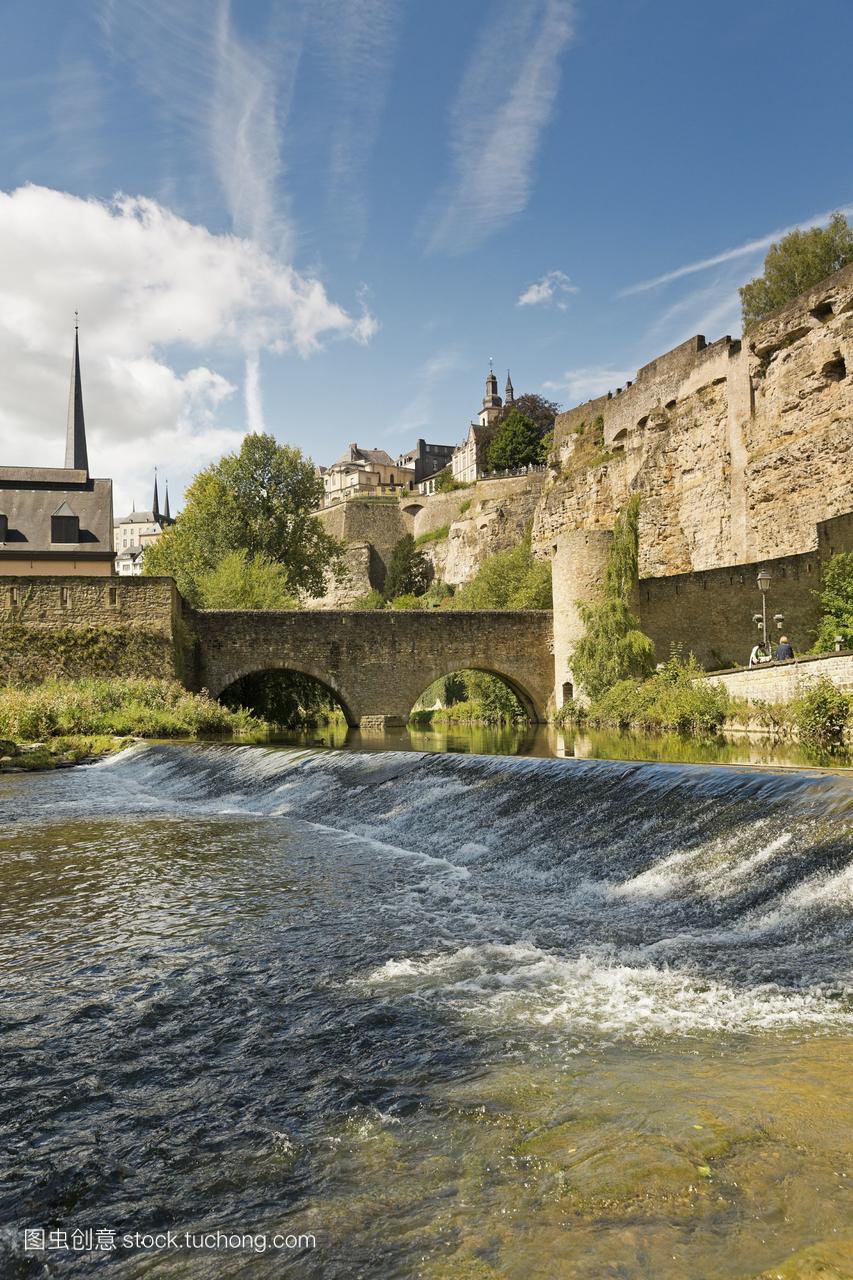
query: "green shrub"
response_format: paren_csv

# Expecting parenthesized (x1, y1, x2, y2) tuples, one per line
(350, 590, 387, 610)
(449, 537, 551, 610)
(564, 655, 730, 736)
(0, 678, 267, 742)
(435, 469, 469, 493)
(792, 677, 851, 748)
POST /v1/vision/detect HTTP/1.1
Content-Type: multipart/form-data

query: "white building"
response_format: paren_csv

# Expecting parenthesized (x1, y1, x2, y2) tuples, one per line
(322, 444, 415, 507)
(113, 474, 174, 574)
(451, 367, 513, 483)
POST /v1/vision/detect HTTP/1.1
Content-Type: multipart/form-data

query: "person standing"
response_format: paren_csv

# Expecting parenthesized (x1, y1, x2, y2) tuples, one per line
(775, 635, 795, 661)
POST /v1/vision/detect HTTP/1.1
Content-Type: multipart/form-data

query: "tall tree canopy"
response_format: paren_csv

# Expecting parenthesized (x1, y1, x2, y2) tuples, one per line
(740, 213, 853, 331)
(495, 393, 559, 437)
(144, 434, 340, 606)
(383, 535, 431, 600)
(486, 410, 543, 471)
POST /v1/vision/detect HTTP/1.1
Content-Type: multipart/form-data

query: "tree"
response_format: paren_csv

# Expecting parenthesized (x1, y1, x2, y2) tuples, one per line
(570, 495, 656, 699)
(450, 538, 551, 610)
(813, 551, 853, 651)
(196, 550, 296, 610)
(740, 213, 853, 331)
(495, 393, 559, 438)
(486, 410, 543, 471)
(144, 433, 340, 605)
(383, 535, 430, 600)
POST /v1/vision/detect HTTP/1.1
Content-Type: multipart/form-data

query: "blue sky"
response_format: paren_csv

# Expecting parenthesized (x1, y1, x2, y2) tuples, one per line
(1, 0, 851, 514)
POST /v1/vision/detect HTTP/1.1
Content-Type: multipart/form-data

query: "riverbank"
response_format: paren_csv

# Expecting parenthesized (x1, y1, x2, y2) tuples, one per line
(0, 678, 271, 771)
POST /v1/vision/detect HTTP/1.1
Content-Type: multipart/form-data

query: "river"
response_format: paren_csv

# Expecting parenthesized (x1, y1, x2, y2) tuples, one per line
(1, 742, 851, 1278)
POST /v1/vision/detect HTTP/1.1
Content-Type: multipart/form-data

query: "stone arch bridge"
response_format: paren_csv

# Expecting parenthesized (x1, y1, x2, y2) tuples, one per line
(192, 608, 555, 727)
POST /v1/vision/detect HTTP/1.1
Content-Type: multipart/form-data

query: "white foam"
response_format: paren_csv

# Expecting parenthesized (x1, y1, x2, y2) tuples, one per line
(360, 941, 852, 1038)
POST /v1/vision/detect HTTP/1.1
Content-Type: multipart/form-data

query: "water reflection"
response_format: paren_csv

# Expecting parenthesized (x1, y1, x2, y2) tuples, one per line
(267, 721, 852, 770)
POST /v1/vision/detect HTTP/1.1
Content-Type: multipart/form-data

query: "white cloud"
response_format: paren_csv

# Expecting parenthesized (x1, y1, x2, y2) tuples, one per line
(619, 203, 853, 297)
(99, 0, 310, 428)
(0, 185, 376, 515)
(424, 0, 575, 255)
(311, 0, 402, 251)
(542, 366, 635, 404)
(517, 270, 578, 309)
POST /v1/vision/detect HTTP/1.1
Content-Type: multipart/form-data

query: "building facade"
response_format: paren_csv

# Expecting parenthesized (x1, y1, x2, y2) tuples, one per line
(451, 367, 514, 483)
(114, 473, 174, 575)
(322, 444, 415, 506)
(396, 438, 455, 485)
(0, 329, 114, 576)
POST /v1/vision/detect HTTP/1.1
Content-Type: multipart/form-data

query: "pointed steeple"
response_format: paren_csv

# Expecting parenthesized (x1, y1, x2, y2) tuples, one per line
(505, 369, 514, 405)
(152, 469, 161, 522)
(163, 480, 171, 523)
(65, 317, 89, 473)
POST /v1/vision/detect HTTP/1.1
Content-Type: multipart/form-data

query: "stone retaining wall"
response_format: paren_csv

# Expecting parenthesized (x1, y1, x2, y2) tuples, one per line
(705, 651, 853, 704)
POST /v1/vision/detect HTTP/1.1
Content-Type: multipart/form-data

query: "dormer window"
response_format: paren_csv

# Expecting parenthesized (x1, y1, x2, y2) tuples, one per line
(51, 502, 80, 543)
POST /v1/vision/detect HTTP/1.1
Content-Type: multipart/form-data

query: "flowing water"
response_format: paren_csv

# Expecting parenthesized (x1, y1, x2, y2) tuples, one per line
(1, 744, 851, 1278)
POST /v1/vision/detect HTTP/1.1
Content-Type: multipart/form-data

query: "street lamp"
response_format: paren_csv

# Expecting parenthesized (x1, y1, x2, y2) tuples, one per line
(757, 570, 771, 655)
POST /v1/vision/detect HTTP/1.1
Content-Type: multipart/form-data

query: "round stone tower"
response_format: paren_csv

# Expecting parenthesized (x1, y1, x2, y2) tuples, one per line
(551, 527, 614, 708)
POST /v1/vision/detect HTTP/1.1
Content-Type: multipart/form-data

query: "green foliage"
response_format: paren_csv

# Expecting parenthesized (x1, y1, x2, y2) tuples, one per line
(0, 678, 265, 741)
(415, 525, 450, 546)
(435, 469, 469, 492)
(390, 593, 424, 610)
(458, 500, 472, 515)
(220, 670, 341, 728)
(571, 599, 656, 700)
(197, 549, 297, 609)
(740, 213, 853, 331)
(486, 410, 543, 471)
(791, 677, 851, 748)
(350, 589, 387, 610)
(413, 669, 527, 724)
(494, 393, 559, 438)
(383, 535, 431, 599)
(813, 551, 853, 652)
(144, 433, 340, 605)
(563, 654, 730, 735)
(569, 495, 655, 698)
(449, 539, 551, 610)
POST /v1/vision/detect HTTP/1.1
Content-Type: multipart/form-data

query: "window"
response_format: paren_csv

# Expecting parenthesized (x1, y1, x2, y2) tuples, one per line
(0, 513, 6, 541)
(60, 586, 70, 607)
(109, 587, 117, 606)
(51, 506, 80, 543)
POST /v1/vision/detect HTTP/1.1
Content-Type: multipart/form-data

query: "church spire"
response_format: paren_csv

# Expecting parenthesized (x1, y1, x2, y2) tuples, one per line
(505, 369, 514, 405)
(152, 469, 161, 522)
(64, 316, 89, 473)
(163, 480, 171, 523)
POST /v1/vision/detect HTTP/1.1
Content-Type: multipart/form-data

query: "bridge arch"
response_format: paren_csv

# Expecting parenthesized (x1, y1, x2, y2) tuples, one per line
(212, 661, 359, 727)
(192, 608, 554, 730)
(410, 665, 541, 722)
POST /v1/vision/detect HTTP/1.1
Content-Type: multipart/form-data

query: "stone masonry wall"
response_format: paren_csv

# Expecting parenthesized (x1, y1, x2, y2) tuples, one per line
(0, 576, 184, 684)
(705, 651, 853, 704)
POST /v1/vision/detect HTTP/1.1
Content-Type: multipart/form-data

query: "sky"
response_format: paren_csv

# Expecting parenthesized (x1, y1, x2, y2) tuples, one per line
(0, 0, 851, 516)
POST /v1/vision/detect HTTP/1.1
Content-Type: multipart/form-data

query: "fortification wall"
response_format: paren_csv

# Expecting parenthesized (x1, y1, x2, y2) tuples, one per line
(416, 471, 547, 585)
(0, 576, 184, 684)
(536, 262, 853, 577)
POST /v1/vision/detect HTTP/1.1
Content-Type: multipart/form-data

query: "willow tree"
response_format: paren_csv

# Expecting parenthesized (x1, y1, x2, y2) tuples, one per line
(570, 495, 655, 699)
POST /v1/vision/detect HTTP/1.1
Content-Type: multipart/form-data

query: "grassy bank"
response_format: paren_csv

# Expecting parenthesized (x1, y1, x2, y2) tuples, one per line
(0, 678, 269, 769)
(557, 662, 853, 752)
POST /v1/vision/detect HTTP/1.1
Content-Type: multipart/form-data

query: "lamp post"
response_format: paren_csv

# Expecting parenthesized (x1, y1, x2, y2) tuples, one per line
(757, 569, 771, 655)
